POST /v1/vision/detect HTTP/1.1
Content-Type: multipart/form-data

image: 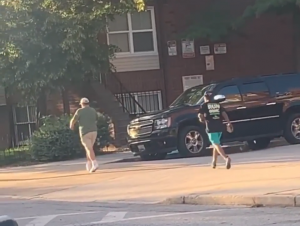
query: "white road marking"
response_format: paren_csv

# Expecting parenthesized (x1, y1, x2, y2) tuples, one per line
(63, 208, 238, 226)
(100, 212, 127, 223)
(91, 209, 233, 224)
(24, 215, 56, 226)
(15, 211, 103, 220)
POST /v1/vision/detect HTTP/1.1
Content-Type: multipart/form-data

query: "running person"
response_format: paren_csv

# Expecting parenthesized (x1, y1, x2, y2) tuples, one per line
(70, 97, 99, 173)
(198, 91, 232, 169)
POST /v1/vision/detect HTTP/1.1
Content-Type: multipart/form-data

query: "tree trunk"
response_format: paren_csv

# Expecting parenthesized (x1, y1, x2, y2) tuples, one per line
(61, 87, 70, 115)
(36, 90, 47, 128)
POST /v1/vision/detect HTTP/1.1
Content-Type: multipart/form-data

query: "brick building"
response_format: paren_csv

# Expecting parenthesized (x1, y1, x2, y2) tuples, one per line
(0, 0, 297, 148)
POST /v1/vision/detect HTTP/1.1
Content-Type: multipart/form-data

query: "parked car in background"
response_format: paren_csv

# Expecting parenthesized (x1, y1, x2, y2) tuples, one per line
(127, 73, 300, 161)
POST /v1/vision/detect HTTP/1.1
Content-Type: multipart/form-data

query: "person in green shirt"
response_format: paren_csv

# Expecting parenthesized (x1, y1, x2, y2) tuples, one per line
(70, 97, 99, 173)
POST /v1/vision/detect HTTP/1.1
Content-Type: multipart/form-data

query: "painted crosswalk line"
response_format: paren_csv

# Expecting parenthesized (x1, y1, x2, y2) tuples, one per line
(25, 215, 57, 226)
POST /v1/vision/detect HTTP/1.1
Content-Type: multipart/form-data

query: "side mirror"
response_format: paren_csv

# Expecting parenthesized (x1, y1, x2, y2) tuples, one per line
(213, 94, 226, 103)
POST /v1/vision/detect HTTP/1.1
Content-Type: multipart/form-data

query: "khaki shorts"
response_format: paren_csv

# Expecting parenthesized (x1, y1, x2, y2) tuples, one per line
(80, 131, 97, 151)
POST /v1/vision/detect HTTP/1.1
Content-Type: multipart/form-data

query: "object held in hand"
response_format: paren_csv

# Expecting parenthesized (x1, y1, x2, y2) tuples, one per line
(198, 113, 202, 121)
(198, 113, 205, 123)
(226, 123, 233, 133)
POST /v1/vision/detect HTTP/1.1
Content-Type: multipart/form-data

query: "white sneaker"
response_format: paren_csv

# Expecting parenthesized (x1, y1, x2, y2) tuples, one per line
(90, 161, 99, 173)
(86, 161, 92, 172)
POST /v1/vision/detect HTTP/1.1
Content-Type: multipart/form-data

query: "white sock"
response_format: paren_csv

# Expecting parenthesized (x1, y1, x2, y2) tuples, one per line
(92, 160, 98, 167)
(89, 160, 98, 173)
(86, 161, 91, 171)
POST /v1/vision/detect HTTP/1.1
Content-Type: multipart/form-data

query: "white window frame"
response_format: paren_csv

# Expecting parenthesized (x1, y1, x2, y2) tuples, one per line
(107, 6, 158, 58)
(12, 106, 37, 146)
(116, 90, 163, 114)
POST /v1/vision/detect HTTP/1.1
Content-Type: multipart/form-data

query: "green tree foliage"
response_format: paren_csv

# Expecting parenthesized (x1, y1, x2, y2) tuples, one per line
(182, 0, 300, 41)
(182, 0, 241, 41)
(0, 0, 145, 103)
(240, 0, 300, 72)
(242, 0, 300, 20)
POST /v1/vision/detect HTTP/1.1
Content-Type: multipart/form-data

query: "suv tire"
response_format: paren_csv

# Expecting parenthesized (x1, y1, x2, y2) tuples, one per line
(284, 113, 300, 144)
(140, 153, 167, 161)
(247, 138, 271, 151)
(178, 126, 208, 157)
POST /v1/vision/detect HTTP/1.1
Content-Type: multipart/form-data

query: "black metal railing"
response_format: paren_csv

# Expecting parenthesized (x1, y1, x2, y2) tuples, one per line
(99, 72, 164, 117)
(115, 90, 163, 116)
(100, 72, 146, 115)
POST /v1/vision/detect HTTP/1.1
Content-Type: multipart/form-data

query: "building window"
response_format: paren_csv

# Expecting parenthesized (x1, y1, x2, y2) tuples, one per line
(116, 91, 162, 114)
(13, 106, 37, 145)
(107, 7, 157, 56)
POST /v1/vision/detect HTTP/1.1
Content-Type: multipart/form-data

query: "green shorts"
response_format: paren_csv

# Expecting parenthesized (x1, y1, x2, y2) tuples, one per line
(207, 132, 222, 145)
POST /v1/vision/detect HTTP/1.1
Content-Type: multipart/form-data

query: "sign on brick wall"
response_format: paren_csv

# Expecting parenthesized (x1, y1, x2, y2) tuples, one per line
(214, 43, 227, 54)
(205, 55, 215, 70)
(182, 75, 203, 91)
(167, 40, 177, 56)
(200, 45, 210, 55)
(181, 39, 195, 58)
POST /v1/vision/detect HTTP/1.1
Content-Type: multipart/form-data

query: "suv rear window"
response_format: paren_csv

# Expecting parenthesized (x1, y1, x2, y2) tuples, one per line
(241, 82, 270, 100)
(266, 74, 300, 94)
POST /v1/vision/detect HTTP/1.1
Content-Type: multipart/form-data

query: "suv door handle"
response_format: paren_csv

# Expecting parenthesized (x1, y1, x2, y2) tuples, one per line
(266, 102, 276, 106)
(236, 106, 246, 110)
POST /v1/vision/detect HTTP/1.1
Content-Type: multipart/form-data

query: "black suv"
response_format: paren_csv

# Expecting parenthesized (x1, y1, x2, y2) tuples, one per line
(127, 73, 300, 161)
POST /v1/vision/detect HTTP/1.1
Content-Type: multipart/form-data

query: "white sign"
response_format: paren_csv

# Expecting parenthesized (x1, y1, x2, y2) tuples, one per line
(181, 39, 195, 58)
(200, 45, 210, 55)
(205, 55, 215, 70)
(182, 75, 203, 91)
(214, 43, 227, 54)
(167, 40, 177, 56)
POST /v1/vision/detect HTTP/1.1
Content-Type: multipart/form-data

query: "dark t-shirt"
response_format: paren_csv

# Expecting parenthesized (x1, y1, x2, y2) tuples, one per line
(198, 102, 225, 133)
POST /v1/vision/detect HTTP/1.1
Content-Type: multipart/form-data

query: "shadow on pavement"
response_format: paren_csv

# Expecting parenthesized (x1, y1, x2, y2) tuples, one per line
(106, 139, 290, 164)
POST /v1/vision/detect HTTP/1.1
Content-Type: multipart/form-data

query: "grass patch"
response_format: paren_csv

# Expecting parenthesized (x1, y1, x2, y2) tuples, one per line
(0, 146, 33, 167)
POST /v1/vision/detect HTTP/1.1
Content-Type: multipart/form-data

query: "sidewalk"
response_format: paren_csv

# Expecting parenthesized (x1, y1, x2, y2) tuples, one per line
(0, 145, 300, 207)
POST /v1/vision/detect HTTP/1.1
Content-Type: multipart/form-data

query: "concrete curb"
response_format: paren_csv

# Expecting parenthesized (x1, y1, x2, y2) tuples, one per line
(161, 195, 300, 207)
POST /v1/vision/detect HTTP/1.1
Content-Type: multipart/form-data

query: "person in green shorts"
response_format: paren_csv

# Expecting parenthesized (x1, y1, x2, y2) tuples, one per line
(70, 97, 99, 173)
(198, 91, 232, 169)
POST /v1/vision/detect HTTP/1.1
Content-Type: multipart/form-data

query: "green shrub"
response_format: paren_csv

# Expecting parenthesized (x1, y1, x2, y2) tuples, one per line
(95, 113, 112, 149)
(30, 115, 83, 162)
(29, 113, 112, 162)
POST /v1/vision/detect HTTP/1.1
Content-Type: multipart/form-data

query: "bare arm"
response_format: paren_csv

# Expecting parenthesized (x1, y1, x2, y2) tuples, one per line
(222, 111, 231, 124)
(197, 105, 206, 124)
(70, 110, 79, 130)
(198, 113, 206, 123)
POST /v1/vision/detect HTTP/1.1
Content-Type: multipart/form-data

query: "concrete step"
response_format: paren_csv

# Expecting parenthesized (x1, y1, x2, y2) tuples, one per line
(90, 82, 131, 147)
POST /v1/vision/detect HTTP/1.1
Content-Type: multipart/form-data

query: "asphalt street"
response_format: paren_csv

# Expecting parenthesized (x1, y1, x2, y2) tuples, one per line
(1, 140, 300, 226)
(1, 199, 300, 226)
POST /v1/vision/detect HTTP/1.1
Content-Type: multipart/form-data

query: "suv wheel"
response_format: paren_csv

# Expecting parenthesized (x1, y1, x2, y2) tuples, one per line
(140, 153, 167, 161)
(247, 138, 271, 151)
(284, 113, 300, 144)
(178, 126, 208, 157)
